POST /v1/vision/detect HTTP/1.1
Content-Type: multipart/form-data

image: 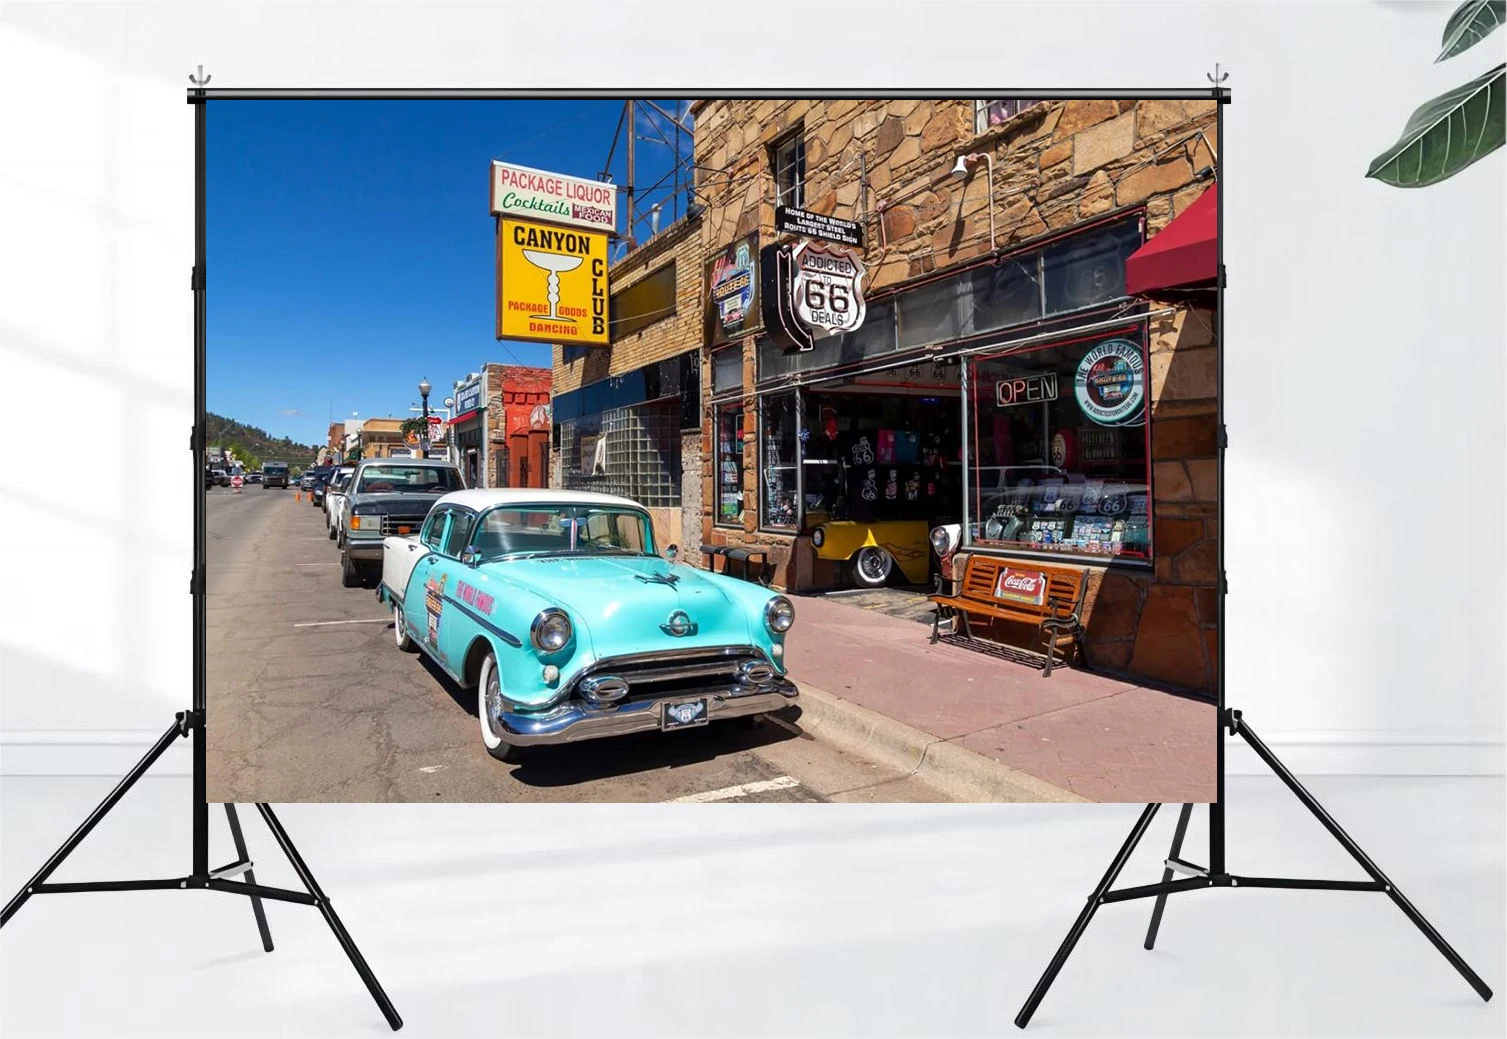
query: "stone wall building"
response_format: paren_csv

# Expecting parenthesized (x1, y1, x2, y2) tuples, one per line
(689, 97, 1219, 692)
(550, 213, 704, 561)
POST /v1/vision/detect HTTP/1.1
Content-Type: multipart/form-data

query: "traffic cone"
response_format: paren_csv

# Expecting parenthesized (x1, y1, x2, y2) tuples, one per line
(295, 489, 302, 502)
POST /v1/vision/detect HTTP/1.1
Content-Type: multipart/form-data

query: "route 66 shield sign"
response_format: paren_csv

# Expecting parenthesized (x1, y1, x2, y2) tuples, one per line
(791, 240, 866, 337)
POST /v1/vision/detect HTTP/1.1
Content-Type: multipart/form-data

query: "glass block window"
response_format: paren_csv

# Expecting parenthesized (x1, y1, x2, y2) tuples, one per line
(600, 399, 681, 507)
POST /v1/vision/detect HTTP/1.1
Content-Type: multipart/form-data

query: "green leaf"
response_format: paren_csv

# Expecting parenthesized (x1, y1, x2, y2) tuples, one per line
(1367, 63, 1505, 187)
(1437, 0, 1505, 62)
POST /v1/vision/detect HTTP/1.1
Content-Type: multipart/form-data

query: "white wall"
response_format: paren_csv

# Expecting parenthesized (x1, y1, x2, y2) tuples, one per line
(1, 1, 1501, 776)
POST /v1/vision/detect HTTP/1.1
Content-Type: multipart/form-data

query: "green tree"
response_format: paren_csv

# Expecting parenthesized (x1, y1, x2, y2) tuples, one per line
(1368, 1, 1505, 187)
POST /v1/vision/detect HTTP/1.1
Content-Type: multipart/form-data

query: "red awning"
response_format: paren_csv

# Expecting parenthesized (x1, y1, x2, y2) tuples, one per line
(448, 409, 481, 426)
(1125, 183, 1217, 297)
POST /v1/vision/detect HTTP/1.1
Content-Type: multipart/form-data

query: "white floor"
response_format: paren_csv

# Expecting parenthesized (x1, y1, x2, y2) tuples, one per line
(0, 776, 1501, 1038)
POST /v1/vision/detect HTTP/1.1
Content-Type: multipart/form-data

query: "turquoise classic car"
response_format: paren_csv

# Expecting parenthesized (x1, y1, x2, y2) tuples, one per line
(377, 489, 798, 762)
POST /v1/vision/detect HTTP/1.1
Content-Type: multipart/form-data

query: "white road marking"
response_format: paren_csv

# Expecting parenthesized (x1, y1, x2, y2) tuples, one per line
(292, 618, 391, 628)
(295, 562, 340, 567)
(417, 765, 446, 774)
(670, 776, 801, 803)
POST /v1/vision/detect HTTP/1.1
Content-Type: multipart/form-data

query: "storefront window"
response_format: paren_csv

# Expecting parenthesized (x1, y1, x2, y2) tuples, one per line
(715, 403, 746, 527)
(967, 329, 1150, 560)
(1041, 217, 1142, 315)
(965, 255, 1042, 335)
(760, 391, 799, 530)
(896, 276, 964, 350)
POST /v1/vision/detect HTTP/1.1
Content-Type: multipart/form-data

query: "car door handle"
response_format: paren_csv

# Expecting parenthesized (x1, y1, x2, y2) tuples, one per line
(408, 544, 419, 552)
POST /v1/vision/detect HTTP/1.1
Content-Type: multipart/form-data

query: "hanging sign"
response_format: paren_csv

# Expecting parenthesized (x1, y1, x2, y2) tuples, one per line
(791, 240, 867, 337)
(489, 161, 618, 233)
(496, 218, 610, 346)
(995, 373, 1059, 408)
(705, 234, 759, 345)
(427, 416, 447, 446)
(761, 243, 813, 353)
(775, 206, 864, 248)
(455, 378, 484, 416)
(1074, 338, 1146, 426)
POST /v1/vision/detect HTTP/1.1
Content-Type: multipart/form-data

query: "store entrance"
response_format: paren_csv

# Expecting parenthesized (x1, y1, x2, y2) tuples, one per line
(798, 363, 963, 589)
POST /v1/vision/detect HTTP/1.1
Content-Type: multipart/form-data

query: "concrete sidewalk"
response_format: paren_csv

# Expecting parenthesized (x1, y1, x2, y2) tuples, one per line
(782, 593, 1216, 803)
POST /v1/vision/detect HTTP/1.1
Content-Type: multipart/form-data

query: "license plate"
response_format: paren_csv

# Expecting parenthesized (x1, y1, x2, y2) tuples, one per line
(662, 698, 709, 731)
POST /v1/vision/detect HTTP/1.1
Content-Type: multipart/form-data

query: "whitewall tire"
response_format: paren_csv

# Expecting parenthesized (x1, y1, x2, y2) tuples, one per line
(393, 603, 415, 652)
(478, 651, 527, 764)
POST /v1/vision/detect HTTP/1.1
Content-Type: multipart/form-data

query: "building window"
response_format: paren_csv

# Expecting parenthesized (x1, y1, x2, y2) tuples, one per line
(975, 99, 1040, 133)
(771, 130, 805, 209)
(760, 391, 800, 530)
(605, 399, 681, 508)
(966, 329, 1150, 561)
(711, 345, 743, 395)
(494, 447, 508, 488)
(609, 261, 676, 339)
(715, 403, 746, 527)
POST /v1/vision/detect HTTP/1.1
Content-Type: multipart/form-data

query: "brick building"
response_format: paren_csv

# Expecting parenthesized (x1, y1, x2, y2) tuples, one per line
(449, 363, 552, 490)
(550, 213, 705, 559)
(690, 98, 1219, 692)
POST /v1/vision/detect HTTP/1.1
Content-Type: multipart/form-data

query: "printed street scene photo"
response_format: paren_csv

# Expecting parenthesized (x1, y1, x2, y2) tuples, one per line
(206, 97, 1221, 803)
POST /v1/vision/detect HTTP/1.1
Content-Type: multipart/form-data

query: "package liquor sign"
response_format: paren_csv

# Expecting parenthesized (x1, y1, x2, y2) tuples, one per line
(496, 218, 610, 346)
(791, 240, 867, 337)
(489, 161, 618, 233)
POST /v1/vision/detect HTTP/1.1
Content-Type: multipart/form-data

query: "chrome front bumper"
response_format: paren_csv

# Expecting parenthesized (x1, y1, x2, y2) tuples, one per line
(344, 537, 384, 560)
(498, 679, 799, 746)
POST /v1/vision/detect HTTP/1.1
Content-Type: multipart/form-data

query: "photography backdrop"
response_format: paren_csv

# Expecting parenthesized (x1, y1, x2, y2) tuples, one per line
(0, 0, 1502, 778)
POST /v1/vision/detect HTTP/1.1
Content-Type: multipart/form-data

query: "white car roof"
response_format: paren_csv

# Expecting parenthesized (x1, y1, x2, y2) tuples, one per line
(434, 488, 646, 512)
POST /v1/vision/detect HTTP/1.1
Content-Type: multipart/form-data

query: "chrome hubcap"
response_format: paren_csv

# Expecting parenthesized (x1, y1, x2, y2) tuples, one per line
(860, 549, 888, 580)
(486, 672, 505, 732)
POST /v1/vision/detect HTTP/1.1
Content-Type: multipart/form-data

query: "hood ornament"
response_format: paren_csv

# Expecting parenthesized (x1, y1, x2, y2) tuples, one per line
(661, 610, 697, 637)
(636, 570, 681, 587)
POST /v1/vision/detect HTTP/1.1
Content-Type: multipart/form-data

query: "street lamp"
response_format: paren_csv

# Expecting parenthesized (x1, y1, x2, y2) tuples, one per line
(418, 378, 432, 459)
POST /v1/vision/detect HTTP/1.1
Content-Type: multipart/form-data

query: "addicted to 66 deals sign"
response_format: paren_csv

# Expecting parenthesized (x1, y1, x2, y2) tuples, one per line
(791, 240, 866, 337)
(490, 161, 618, 233)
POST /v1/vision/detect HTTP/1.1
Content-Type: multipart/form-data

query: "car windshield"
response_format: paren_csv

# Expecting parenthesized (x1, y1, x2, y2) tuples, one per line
(470, 505, 655, 562)
(356, 464, 462, 494)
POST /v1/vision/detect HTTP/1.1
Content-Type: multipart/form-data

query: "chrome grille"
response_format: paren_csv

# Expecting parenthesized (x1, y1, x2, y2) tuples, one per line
(380, 513, 428, 536)
(569, 647, 773, 702)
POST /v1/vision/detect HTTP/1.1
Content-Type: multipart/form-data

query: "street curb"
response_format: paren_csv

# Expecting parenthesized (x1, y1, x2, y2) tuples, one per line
(788, 683, 1089, 803)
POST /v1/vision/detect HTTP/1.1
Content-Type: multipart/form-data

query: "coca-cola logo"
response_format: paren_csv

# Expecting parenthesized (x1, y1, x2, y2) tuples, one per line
(994, 568, 1047, 605)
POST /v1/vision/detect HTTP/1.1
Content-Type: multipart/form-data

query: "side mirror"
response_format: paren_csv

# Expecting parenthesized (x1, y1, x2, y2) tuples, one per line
(666, 544, 679, 564)
(461, 546, 481, 568)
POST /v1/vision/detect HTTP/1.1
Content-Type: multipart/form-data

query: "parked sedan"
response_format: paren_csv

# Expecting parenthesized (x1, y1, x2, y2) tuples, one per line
(376, 488, 798, 763)
(324, 466, 357, 541)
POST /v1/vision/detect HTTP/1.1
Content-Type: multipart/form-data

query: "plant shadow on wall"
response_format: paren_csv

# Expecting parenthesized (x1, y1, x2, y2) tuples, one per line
(1367, 0, 1505, 187)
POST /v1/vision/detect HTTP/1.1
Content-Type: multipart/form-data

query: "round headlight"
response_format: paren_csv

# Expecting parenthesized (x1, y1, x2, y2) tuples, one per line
(811, 526, 824, 548)
(929, 526, 950, 555)
(530, 609, 572, 653)
(764, 596, 795, 634)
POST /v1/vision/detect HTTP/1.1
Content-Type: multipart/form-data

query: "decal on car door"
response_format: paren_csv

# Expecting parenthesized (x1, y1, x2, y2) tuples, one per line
(424, 570, 450, 648)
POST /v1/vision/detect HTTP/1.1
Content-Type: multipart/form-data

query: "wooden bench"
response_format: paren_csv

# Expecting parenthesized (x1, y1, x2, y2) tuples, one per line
(928, 555, 1090, 677)
(698, 543, 771, 586)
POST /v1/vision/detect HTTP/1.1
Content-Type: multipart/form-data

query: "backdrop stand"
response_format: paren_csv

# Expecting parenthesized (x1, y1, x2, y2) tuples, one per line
(1014, 77, 1491, 1029)
(0, 70, 401, 1033)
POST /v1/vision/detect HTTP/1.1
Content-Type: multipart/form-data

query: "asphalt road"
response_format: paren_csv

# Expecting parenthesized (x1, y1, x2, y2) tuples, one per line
(206, 486, 952, 803)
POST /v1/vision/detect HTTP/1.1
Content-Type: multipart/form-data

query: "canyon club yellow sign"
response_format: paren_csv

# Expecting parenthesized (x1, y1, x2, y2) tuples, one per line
(496, 218, 610, 346)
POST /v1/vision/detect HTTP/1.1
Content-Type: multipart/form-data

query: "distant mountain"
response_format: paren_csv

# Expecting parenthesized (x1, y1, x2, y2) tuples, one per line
(206, 412, 321, 470)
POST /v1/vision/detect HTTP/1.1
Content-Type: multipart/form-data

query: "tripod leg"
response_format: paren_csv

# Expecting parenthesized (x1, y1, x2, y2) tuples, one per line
(1015, 803, 1161, 1029)
(254, 804, 403, 1031)
(223, 805, 274, 952)
(1237, 721, 1493, 1003)
(2, 718, 185, 928)
(1143, 803, 1193, 950)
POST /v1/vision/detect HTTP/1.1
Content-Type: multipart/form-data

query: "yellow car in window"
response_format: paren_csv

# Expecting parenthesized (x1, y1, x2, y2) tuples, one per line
(807, 518, 931, 588)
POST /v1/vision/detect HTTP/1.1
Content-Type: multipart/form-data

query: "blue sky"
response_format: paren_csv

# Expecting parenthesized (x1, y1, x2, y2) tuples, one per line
(207, 99, 692, 446)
